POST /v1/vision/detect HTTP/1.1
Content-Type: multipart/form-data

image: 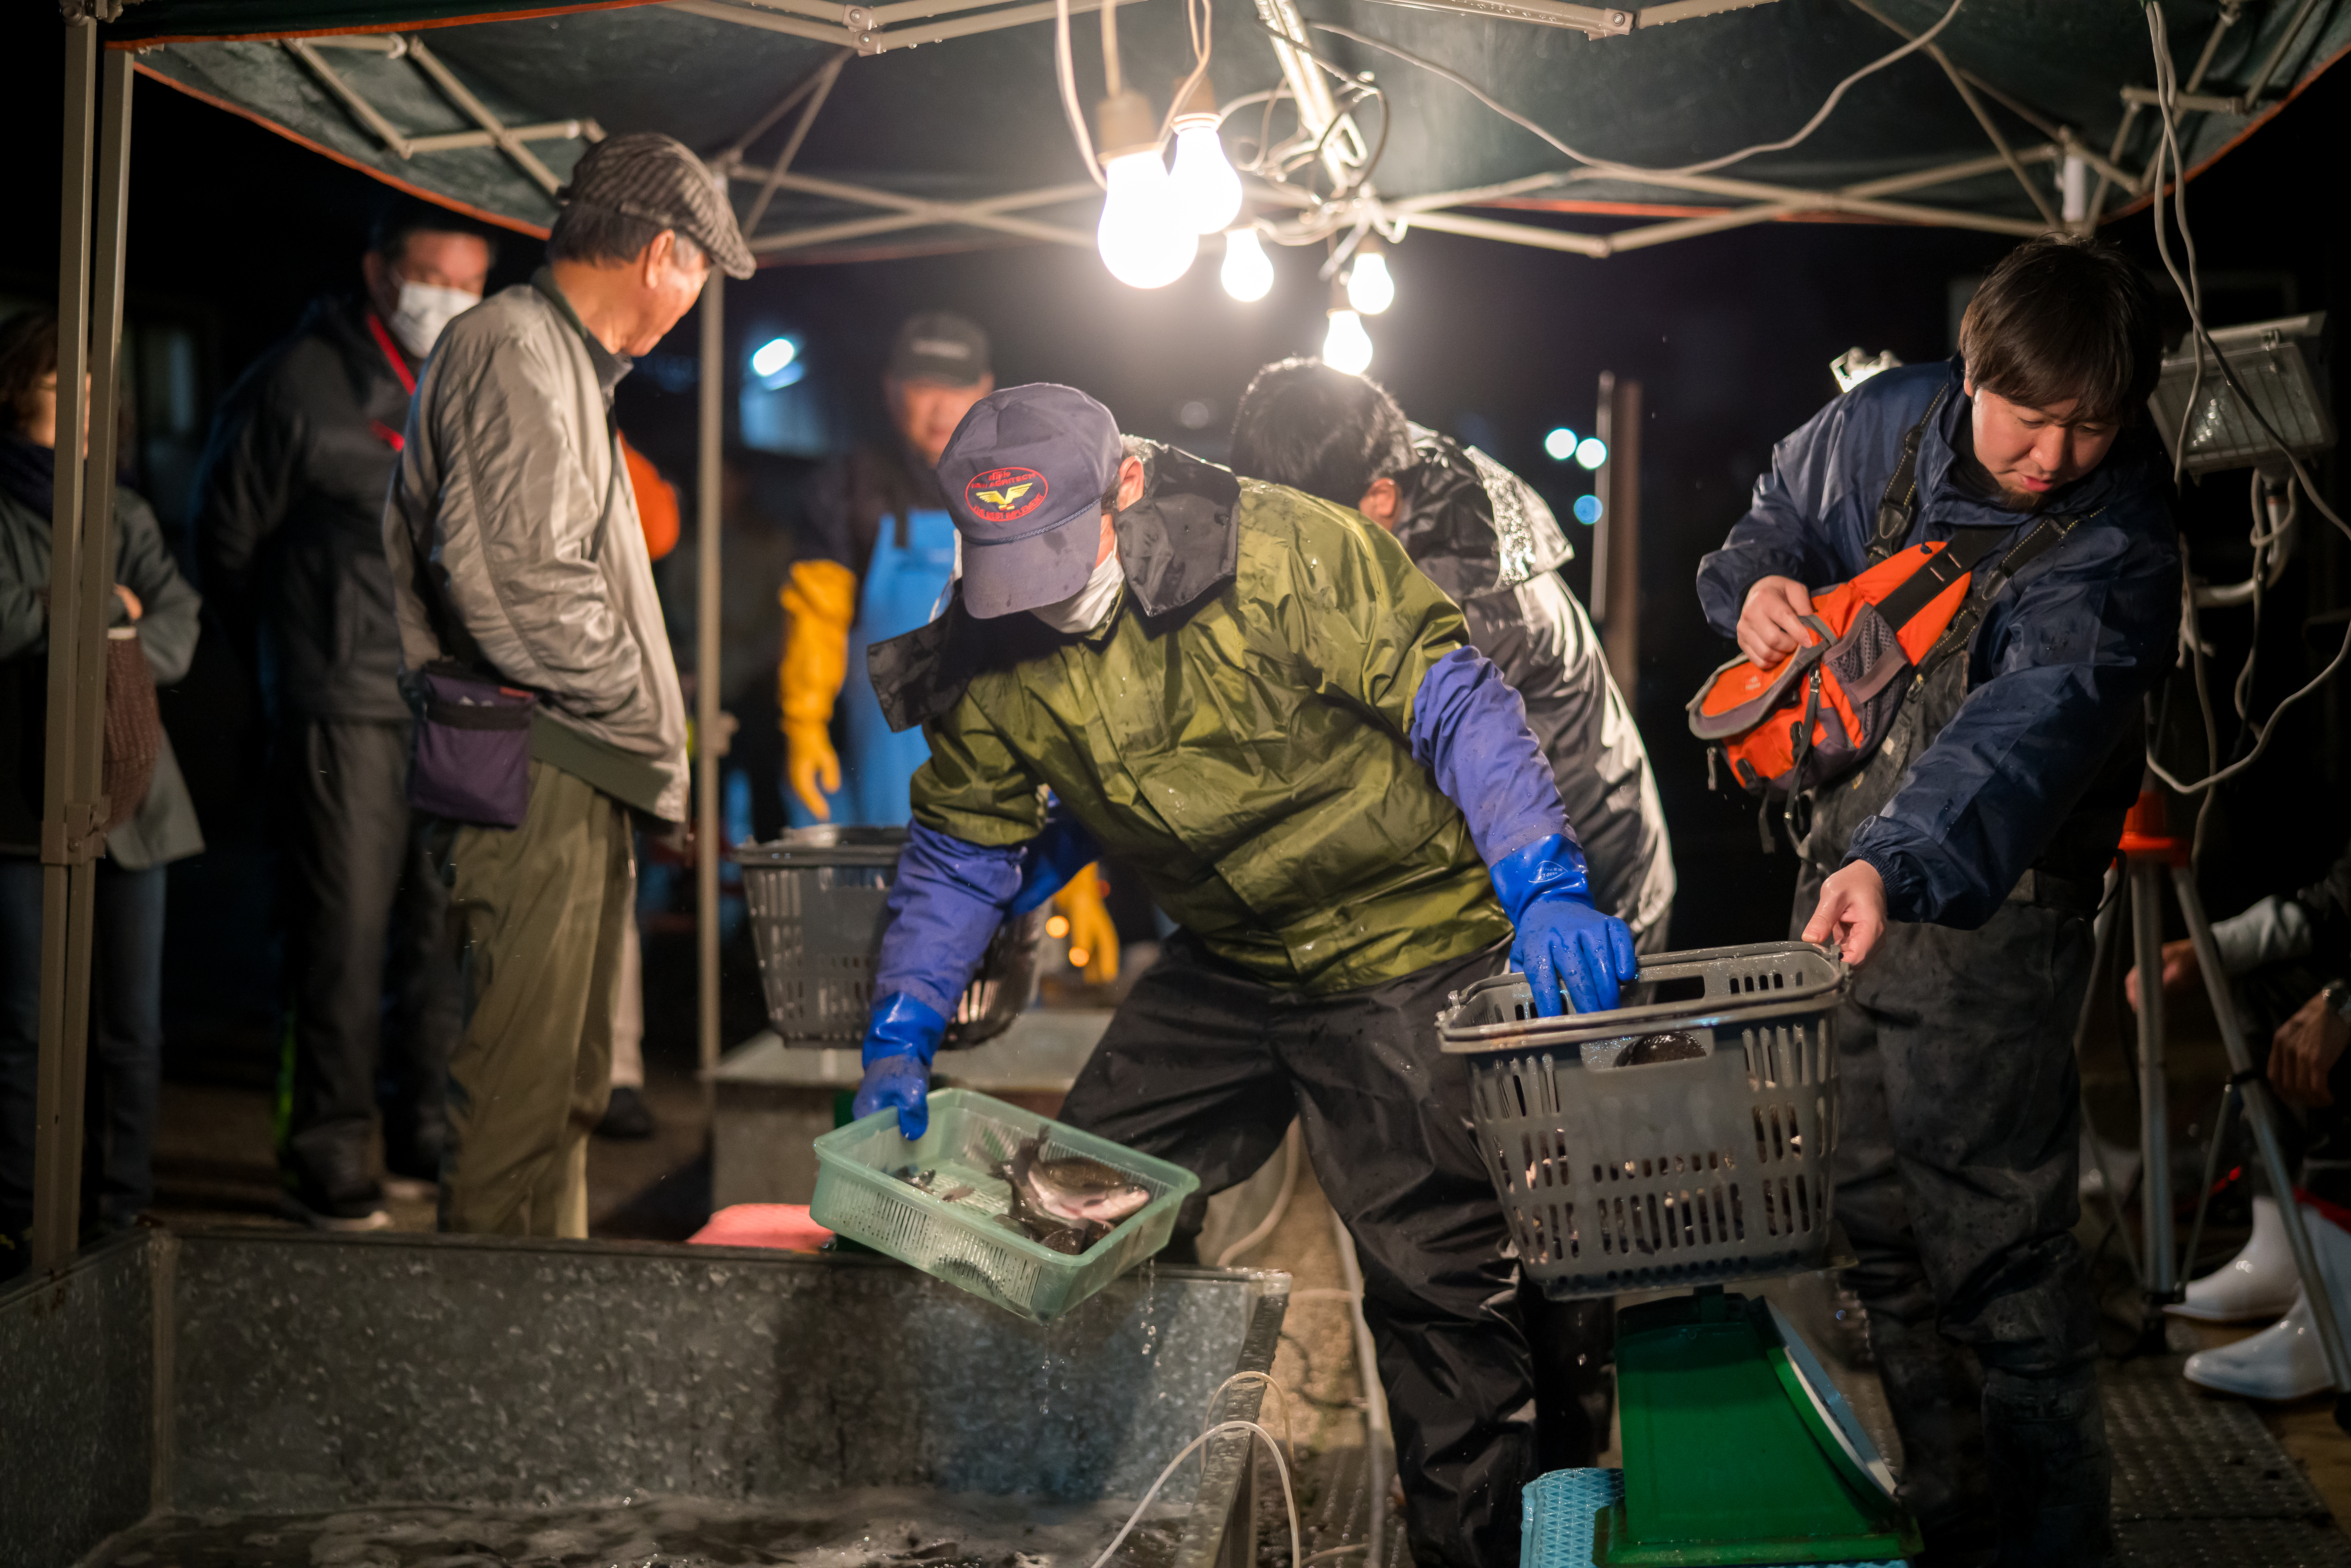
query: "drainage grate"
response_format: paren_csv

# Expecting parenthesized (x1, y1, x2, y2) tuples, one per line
(2104, 1356, 2341, 1527)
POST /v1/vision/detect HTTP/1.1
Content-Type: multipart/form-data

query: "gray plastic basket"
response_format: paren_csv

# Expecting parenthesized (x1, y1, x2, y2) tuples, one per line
(1437, 941, 1849, 1300)
(737, 826, 1044, 1045)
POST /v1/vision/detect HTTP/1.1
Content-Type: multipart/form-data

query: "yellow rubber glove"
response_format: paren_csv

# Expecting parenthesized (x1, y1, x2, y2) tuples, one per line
(779, 558, 857, 820)
(1051, 864, 1121, 984)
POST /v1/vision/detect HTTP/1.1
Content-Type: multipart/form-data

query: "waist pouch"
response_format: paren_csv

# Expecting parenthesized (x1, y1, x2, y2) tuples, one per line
(1686, 520, 2068, 802)
(408, 661, 535, 828)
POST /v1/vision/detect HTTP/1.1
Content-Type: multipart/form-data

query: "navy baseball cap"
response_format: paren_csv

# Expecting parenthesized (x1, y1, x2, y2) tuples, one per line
(936, 384, 1124, 619)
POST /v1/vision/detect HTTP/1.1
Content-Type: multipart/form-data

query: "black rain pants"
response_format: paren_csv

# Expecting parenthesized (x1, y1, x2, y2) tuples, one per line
(1796, 867, 2112, 1567)
(1058, 932, 1540, 1568)
(279, 718, 459, 1191)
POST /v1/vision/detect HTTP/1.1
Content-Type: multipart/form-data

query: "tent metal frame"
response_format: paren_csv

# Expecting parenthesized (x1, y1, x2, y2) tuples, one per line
(284, 31, 606, 195)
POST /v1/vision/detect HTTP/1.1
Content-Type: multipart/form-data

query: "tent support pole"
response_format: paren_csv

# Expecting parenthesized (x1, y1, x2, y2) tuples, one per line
(695, 273, 724, 1122)
(1929, 48, 2059, 228)
(33, 30, 130, 1277)
(730, 166, 1094, 246)
(746, 179, 1098, 253)
(741, 50, 847, 235)
(404, 36, 564, 194)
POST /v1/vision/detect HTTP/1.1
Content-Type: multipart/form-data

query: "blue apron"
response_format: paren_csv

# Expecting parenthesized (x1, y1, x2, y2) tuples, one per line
(789, 507, 959, 827)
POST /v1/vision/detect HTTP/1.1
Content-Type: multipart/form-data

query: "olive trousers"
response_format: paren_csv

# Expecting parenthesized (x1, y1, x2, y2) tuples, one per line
(433, 761, 632, 1237)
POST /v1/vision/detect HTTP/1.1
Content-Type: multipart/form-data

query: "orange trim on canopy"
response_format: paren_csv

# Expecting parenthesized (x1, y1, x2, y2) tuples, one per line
(132, 61, 552, 238)
(107, 0, 660, 48)
(2103, 37, 2351, 223)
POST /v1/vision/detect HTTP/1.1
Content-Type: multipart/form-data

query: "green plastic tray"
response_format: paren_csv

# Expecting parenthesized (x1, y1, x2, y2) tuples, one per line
(810, 1088, 1201, 1323)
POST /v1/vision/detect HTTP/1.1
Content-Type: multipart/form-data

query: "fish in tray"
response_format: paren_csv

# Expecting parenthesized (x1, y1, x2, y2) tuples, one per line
(992, 1132, 1153, 1256)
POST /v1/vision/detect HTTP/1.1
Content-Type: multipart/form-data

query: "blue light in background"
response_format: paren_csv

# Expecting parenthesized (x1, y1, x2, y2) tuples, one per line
(1573, 494, 1603, 525)
(749, 336, 804, 388)
(1543, 427, 1578, 462)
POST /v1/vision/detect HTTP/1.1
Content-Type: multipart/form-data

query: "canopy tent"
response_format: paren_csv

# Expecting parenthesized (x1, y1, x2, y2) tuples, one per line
(105, 0, 2351, 265)
(22, 0, 2348, 1277)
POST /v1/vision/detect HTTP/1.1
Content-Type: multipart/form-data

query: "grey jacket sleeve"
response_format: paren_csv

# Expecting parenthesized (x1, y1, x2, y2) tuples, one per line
(117, 490, 201, 686)
(412, 323, 646, 724)
(1461, 573, 1675, 940)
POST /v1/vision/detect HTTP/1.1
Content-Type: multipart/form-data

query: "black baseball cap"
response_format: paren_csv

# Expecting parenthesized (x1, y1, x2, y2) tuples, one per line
(936, 384, 1123, 619)
(556, 132, 755, 279)
(888, 312, 991, 387)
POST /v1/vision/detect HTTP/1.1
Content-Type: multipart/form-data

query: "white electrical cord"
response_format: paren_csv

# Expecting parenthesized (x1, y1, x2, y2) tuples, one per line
(1054, 0, 1107, 188)
(1215, 1122, 1303, 1269)
(2136, 0, 2351, 802)
(1304, 0, 1964, 183)
(1082, 1419, 1301, 1568)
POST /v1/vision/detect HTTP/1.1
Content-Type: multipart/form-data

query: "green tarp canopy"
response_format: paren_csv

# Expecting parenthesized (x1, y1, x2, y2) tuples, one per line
(95, 0, 2351, 263)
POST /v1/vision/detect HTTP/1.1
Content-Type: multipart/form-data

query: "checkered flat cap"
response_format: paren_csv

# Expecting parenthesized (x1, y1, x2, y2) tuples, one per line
(557, 132, 755, 279)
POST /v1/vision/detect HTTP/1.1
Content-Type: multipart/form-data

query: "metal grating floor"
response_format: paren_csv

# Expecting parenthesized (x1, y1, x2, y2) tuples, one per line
(2104, 1354, 2351, 1568)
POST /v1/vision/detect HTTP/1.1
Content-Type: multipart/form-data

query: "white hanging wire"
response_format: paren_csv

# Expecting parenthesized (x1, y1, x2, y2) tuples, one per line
(2136, 0, 2351, 803)
(1301, 0, 1965, 183)
(1055, 0, 1108, 188)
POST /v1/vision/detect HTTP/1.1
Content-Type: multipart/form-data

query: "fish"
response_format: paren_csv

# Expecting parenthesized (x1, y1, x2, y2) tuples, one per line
(1011, 1136, 1152, 1228)
(992, 1131, 1153, 1254)
(1616, 1030, 1705, 1066)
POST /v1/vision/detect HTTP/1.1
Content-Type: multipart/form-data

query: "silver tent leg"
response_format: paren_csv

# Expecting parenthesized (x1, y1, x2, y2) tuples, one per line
(695, 273, 724, 1116)
(2129, 856, 2176, 1310)
(2173, 867, 2351, 1397)
(33, 30, 132, 1275)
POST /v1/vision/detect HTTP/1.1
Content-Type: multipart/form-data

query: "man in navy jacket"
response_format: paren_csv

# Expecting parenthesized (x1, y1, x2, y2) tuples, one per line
(1697, 236, 2179, 1565)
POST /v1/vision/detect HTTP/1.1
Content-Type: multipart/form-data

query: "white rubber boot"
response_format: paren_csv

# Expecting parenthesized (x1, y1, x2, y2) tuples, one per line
(2182, 1201, 2351, 1400)
(2168, 1195, 2300, 1322)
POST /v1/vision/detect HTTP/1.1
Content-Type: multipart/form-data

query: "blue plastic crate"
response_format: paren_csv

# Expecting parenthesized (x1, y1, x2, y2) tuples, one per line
(1520, 1470, 1906, 1568)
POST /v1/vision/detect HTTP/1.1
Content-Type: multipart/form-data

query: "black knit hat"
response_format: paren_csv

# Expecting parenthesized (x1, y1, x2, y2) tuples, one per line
(556, 132, 755, 279)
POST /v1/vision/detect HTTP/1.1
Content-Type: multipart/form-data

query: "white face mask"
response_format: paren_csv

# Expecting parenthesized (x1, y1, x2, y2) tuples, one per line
(387, 278, 480, 359)
(1031, 546, 1125, 634)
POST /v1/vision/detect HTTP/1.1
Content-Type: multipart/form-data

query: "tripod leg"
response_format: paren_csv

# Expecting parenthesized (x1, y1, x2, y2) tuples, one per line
(2074, 897, 2145, 1280)
(2132, 861, 2176, 1315)
(2173, 866, 2351, 1402)
(2177, 1084, 2237, 1294)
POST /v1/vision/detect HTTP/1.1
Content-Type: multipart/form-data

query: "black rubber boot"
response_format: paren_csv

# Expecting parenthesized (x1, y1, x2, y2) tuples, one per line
(1982, 1366, 2115, 1568)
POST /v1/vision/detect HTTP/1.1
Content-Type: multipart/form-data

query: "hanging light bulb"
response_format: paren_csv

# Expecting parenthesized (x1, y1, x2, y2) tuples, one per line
(1094, 90, 1197, 290)
(1221, 226, 1274, 302)
(1323, 307, 1374, 375)
(1165, 74, 1242, 235)
(1346, 235, 1395, 315)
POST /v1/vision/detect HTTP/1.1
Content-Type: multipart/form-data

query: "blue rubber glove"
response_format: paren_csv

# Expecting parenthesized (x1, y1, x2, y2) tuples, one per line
(853, 992, 948, 1140)
(1490, 834, 1639, 1017)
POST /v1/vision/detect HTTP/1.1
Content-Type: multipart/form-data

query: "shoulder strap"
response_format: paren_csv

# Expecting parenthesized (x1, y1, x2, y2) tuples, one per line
(1914, 509, 2092, 672)
(1870, 523, 2012, 632)
(1867, 384, 1950, 563)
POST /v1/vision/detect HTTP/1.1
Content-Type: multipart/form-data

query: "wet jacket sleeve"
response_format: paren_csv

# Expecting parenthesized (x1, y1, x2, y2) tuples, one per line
(872, 821, 1026, 1019)
(1844, 521, 2179, 927)
(117, 491, 201, 686)
(416, 327, 643, 723)
(1276, 503, 1566, 866)
(1695, 394, 1878, 637)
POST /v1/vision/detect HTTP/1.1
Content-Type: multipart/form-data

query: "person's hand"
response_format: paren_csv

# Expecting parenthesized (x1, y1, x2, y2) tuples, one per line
(2271, 991, 2351, 1109)
(1051, 865, 1121, 983)
(1804, 860, 1888, 967)
(2125, 938, 2198, 1012)
(852, 993, 947, 1139)
(112, 583, 142, 622)
(1737, 575, 1816, 667)
(784, 719, 840, 820)
(1515, 896, 1640, 1015)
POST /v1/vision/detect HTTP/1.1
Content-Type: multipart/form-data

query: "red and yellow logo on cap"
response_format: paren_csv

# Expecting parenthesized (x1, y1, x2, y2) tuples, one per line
(964, 466, 1050, 523)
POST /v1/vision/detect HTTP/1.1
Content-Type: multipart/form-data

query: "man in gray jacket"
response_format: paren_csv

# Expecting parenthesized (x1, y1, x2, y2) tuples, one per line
(383, 134, 753, 1235)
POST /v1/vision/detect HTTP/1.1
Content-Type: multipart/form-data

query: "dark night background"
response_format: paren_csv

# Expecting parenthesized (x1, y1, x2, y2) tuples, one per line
(2, 13, 2344, 1081)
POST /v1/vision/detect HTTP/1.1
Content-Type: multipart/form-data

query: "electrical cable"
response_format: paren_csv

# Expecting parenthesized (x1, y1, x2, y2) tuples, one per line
(1054, 0, 1107, 188)
(2135, 0, 2351, 800)
(1081, 1420, 1301, 1568)
(1249, 17, 1388, 200)
(1300, 0, 1963, 184)
(1214, 1122, 1303, 1268)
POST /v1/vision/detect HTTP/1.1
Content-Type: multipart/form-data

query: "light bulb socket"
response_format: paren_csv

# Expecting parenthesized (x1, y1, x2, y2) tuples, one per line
(1095, 90, 1160, 162)
(1354, 232, 1385, 259)
(1171, 72, 1219, 123)
(1328, 275, 1351, 309)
